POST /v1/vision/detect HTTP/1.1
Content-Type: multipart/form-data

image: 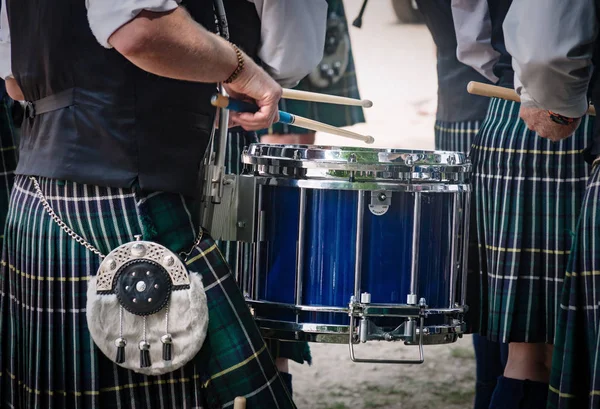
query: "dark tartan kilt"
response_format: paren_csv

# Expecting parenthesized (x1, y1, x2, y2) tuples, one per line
(216, 129, 312, 366)
(269, 0, 365, 135)
(470, 97, 594, 344)
(0, 175, 295, 409)
(549, 164, 600, 409)
(434, 120, 481, 153)
(0, 94, 18, 250)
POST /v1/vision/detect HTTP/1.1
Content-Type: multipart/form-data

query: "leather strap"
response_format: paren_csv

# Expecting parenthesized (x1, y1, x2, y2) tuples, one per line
(24, 88, 75, 119)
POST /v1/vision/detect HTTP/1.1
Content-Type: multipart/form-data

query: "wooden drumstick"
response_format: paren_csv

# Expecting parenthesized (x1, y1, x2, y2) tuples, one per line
(211, 94, 375, 144)
(467, 81, 597, 116)
(282, 88, 373, 108)
(234, 397, 246, 409)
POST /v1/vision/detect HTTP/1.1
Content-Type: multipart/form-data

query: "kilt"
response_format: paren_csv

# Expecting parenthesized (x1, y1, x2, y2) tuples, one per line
(0, 175, 296, 409)
(470, 97, 594, 344)
(269, 0, 365, 135)
(216, 129, 312, 366)
(0, 94, 18, 249)
(434, 119, 481, 153)
(548, 164, 600, 409)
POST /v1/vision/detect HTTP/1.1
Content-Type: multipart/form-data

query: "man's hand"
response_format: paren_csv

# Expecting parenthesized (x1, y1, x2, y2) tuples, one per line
(519, 106, 581, 142)
(224, 60, 282, 131)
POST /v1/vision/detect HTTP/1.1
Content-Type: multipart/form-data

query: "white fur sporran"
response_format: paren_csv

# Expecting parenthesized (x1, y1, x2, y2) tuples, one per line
(86, 238, 209, 376)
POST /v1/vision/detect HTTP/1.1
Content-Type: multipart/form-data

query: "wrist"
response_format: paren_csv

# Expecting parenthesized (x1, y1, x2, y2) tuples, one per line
(224, 43, 245, 84)
(548, 111, 578, 126)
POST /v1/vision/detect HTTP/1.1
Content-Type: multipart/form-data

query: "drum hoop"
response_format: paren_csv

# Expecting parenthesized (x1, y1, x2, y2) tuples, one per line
(248, 175, 471, 192)
(242, 144, 470, 170)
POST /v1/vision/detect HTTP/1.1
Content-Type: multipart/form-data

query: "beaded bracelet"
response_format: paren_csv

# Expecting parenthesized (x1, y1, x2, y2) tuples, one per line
(224, 43, 245, 84)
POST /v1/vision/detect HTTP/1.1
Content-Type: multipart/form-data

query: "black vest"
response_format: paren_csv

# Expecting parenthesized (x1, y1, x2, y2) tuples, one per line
(487, 0, 514, 88)
(6, 0, 242, 198)
(417, 0, 492, 123)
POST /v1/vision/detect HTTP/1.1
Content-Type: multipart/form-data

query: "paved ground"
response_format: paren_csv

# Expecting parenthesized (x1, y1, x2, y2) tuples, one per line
(292, 2, 478, 408)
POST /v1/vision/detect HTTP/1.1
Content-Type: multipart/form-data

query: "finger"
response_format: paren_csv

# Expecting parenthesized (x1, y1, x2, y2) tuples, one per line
(234, 107, 278, 130)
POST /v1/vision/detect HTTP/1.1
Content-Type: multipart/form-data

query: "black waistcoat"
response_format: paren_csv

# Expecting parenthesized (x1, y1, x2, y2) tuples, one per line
(417, 0, 492, 123)
(6, 0, 256, 197)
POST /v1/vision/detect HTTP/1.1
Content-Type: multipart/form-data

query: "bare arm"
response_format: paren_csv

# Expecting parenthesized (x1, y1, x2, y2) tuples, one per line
(108, 8, 238, 84)
(108, 7, 282, 130)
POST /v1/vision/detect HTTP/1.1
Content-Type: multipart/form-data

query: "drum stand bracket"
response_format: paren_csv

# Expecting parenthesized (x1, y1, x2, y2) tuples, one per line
(347, 296, 426, 365)
(204, 174, 258, 243)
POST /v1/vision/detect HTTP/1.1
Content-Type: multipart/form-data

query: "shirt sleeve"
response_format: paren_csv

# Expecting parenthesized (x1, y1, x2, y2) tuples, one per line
(451, 0, 500, 84)
(86, 0, 181, 49)
(251, 0, 327, 87)
(0, 0, 11, 79)
(504, 0, 597, 118)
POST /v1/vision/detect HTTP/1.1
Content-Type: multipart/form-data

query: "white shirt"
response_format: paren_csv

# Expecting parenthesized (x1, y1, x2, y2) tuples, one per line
(0, 0, 327, 87)
(504, 0, 596, 118)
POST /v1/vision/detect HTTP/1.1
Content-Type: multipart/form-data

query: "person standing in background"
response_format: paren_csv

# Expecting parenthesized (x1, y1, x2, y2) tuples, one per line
(416, 2, 508, 408)
(451, 1, 594, 407)
(262, 0, 365, 145)
(504, 0, 599, 407)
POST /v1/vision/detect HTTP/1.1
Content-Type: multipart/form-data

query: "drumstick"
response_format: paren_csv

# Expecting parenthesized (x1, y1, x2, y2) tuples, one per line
(211, 94, 375, 144)
(282, 88, 373, 108)
(467, 81, 597, 116)
(234, 397, 246, 409)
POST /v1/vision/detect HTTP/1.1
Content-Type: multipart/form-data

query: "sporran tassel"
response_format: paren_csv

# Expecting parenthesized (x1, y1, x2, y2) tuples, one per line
(162, 306, 173, 361)
(115, 307, 126, 364)
(139, 317, 151, 368)
(139, 342, 151, 368)
(161, 334, 173, 361)
(115, 338, 126, 364)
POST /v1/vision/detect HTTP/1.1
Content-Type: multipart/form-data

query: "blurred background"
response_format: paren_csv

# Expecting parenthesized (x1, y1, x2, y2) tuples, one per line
(291, 1, 477, 408)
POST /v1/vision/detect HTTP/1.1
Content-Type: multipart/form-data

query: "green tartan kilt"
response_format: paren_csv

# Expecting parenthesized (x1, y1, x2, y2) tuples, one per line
(434, 119, 481, 154)
(549, 164, 600, 409)
(216, 129, 312, 366)
(0, 175, 296, 409)
(470, 98, 594, 344)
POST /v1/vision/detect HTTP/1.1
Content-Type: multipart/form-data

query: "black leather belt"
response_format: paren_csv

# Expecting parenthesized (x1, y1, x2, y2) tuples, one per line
(24, 88, 75, 119)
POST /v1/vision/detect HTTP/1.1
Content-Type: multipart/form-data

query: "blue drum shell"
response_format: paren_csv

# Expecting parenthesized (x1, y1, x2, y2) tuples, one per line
(258, 185, 456, 326)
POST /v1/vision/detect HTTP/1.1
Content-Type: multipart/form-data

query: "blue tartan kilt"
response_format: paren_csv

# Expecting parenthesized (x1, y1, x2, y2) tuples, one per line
(470, 97, 594, 344)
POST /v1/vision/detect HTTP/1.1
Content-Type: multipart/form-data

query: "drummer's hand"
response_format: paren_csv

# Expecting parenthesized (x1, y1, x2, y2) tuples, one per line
(520, 106, 581, 142)
(224, 58, 281, 131)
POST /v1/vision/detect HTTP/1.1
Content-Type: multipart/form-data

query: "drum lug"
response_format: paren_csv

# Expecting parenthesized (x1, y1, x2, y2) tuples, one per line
(369, 191, 392, 216)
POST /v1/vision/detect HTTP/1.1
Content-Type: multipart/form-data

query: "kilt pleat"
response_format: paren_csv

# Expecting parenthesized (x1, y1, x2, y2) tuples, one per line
(0, 175, 296, 409)
(434, 119, 481, 153)
(549, 165, 600, 409)
(470, 97, 594, 343)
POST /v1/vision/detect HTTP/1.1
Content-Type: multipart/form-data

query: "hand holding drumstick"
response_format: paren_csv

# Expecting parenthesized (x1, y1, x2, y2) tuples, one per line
(467, 81, 594, 142)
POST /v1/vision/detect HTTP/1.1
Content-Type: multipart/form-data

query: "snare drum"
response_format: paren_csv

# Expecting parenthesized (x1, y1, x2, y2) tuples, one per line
(237, 144, 471, 358)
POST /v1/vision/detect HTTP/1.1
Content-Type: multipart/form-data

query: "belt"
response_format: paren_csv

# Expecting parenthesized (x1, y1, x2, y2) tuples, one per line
(24, 88, 75, 119)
